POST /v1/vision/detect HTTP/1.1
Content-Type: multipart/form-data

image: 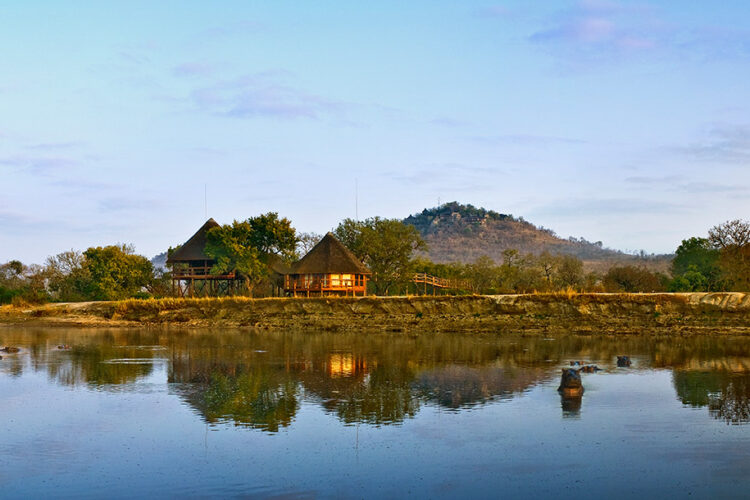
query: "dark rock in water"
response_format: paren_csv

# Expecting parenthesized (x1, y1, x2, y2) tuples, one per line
(579, 365, 601, 373)
(617, 356, 632, 367)
(1, 347, 20, 353)
(558, 368, 584, 397)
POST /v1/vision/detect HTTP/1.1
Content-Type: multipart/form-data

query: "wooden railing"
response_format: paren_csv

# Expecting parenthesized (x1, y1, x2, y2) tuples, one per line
(412, 273, 467, 290)
(172, 266, 236, 279)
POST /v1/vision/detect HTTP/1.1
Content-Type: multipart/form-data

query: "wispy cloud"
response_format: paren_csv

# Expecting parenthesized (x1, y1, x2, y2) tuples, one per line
(189, 21, 262, 45)
(528, 1, 750, 67)
(189, 73, 344, 119)
(471, 134, 587, 146)
(624, 174, 684, 185)
(625, 173, 748, 195)
(384, 162, 504, 193)
(172, 62, 218, 79)
(476, 5, 513, 19)
(98, 196, 162, 213)
(531, 197, 685, 218)
(25, 141, 82, 151)
(529, 0, 661, 61)
(431, 116, 468, 128)
(679, 124, 750, 163)
(0, 155, 76, 175)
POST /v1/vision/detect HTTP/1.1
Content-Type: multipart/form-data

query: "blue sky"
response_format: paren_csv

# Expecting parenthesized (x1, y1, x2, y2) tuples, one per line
(1, 0, 749, 262)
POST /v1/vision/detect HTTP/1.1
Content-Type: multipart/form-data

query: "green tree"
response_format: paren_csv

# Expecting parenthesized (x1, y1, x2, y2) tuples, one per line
(671, 237, 721, 291)
(0, 260, 49, 304)
(205, 213, 297, 294)
(80, 245, 154, 300)
(668, 265, 709, 292)
(334, 217, 426, 295)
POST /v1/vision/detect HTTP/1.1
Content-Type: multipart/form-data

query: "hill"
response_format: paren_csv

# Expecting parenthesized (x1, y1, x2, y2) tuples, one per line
(403, 202, 671, 272)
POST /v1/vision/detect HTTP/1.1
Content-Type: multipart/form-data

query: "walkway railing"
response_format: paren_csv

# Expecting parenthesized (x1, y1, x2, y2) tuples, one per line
(412, 273, 467, 290)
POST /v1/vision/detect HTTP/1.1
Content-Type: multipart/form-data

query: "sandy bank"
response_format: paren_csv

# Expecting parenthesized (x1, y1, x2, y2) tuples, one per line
(1, 293, 750, 334)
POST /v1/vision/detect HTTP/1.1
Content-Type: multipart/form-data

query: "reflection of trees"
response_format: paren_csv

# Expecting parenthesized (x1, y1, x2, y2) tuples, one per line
(673, 370, 750, 424)
(8, 327, 750, 429)
(3, 329, 157, 386)
(309, 363, 419, 425)
(191, 370, 299, 432)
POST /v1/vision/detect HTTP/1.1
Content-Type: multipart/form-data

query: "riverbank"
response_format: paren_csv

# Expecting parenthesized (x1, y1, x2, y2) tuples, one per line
(2, 293, 750, 334)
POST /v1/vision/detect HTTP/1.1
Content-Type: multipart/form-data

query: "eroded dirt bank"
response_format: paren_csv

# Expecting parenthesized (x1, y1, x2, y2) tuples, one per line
(1, 293, 750, 334)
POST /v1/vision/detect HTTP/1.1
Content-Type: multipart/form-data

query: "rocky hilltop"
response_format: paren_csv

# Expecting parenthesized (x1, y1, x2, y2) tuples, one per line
(403, 202, 670, 270)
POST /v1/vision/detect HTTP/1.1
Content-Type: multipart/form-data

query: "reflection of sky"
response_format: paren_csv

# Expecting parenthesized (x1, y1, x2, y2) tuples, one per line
(2, 352, 750, 496)
(3, 2, 750, 261)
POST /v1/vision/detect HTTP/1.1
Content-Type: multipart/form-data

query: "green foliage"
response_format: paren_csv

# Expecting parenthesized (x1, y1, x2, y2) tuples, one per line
(668, 265, 709, 292)
(205, 220, 264, 286)
(202, 371, 299, 432)
(0, 260, 50, 304)
(205, 213, 297, 294)
(80, 245, 154, 300)
(335, 217, 427, 295)
(413, 251, 588, 294)
(44, 246, 155, 301)
(670, 237, 721, 291)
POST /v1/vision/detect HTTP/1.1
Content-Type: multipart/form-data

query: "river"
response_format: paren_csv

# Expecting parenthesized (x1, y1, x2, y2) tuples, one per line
(1, 328, 749, 498)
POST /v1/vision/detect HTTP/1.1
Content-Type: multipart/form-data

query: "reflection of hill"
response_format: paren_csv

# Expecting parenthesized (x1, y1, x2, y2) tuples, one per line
(673, 370, 750, 424)
(414, 365, 547, 408)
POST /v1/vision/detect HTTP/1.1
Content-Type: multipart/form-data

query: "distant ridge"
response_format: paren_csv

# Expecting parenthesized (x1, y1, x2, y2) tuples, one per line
(403, 202, 670, 270)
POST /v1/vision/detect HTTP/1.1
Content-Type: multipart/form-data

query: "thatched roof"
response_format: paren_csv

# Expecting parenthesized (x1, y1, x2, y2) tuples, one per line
(290, 233, 370, 275)
(268, 254, 292, 276)
(166, 218, 220, 263)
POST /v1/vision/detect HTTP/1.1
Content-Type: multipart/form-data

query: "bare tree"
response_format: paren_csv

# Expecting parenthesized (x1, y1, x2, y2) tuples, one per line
(708, 219, 750, 291)
(296, 232, 323, 256)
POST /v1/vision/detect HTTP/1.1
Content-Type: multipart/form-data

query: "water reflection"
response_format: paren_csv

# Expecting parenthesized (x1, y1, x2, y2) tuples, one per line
(673, 370, 750, 424)
(2, 329, 750, 429)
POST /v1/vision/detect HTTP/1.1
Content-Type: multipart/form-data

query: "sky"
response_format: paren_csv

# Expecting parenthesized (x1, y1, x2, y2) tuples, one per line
(1, 0, 749, 263)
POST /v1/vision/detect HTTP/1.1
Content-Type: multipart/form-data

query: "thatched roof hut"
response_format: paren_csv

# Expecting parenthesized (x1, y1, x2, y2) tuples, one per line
(285, 233, 370, 296)
(167, 218, 220, 264)
(290, 233, 370, 275)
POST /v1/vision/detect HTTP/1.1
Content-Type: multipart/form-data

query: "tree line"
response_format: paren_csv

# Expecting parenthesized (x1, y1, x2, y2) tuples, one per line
(1, 216, 748, 304)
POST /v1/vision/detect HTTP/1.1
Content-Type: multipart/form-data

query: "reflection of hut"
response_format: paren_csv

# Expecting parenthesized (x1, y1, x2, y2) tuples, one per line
(284, 233, 371, 296)
(166, 219, 242, 297)
(327, 353, 367, 378)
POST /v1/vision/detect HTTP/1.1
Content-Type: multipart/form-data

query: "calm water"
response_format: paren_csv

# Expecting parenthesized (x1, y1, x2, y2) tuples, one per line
(1, 328, 750, 499)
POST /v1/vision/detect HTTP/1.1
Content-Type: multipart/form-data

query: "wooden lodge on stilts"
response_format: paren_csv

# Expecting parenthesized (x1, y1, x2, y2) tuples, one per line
(284, 233, 371, 297)
(166, 218, 242, 297)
